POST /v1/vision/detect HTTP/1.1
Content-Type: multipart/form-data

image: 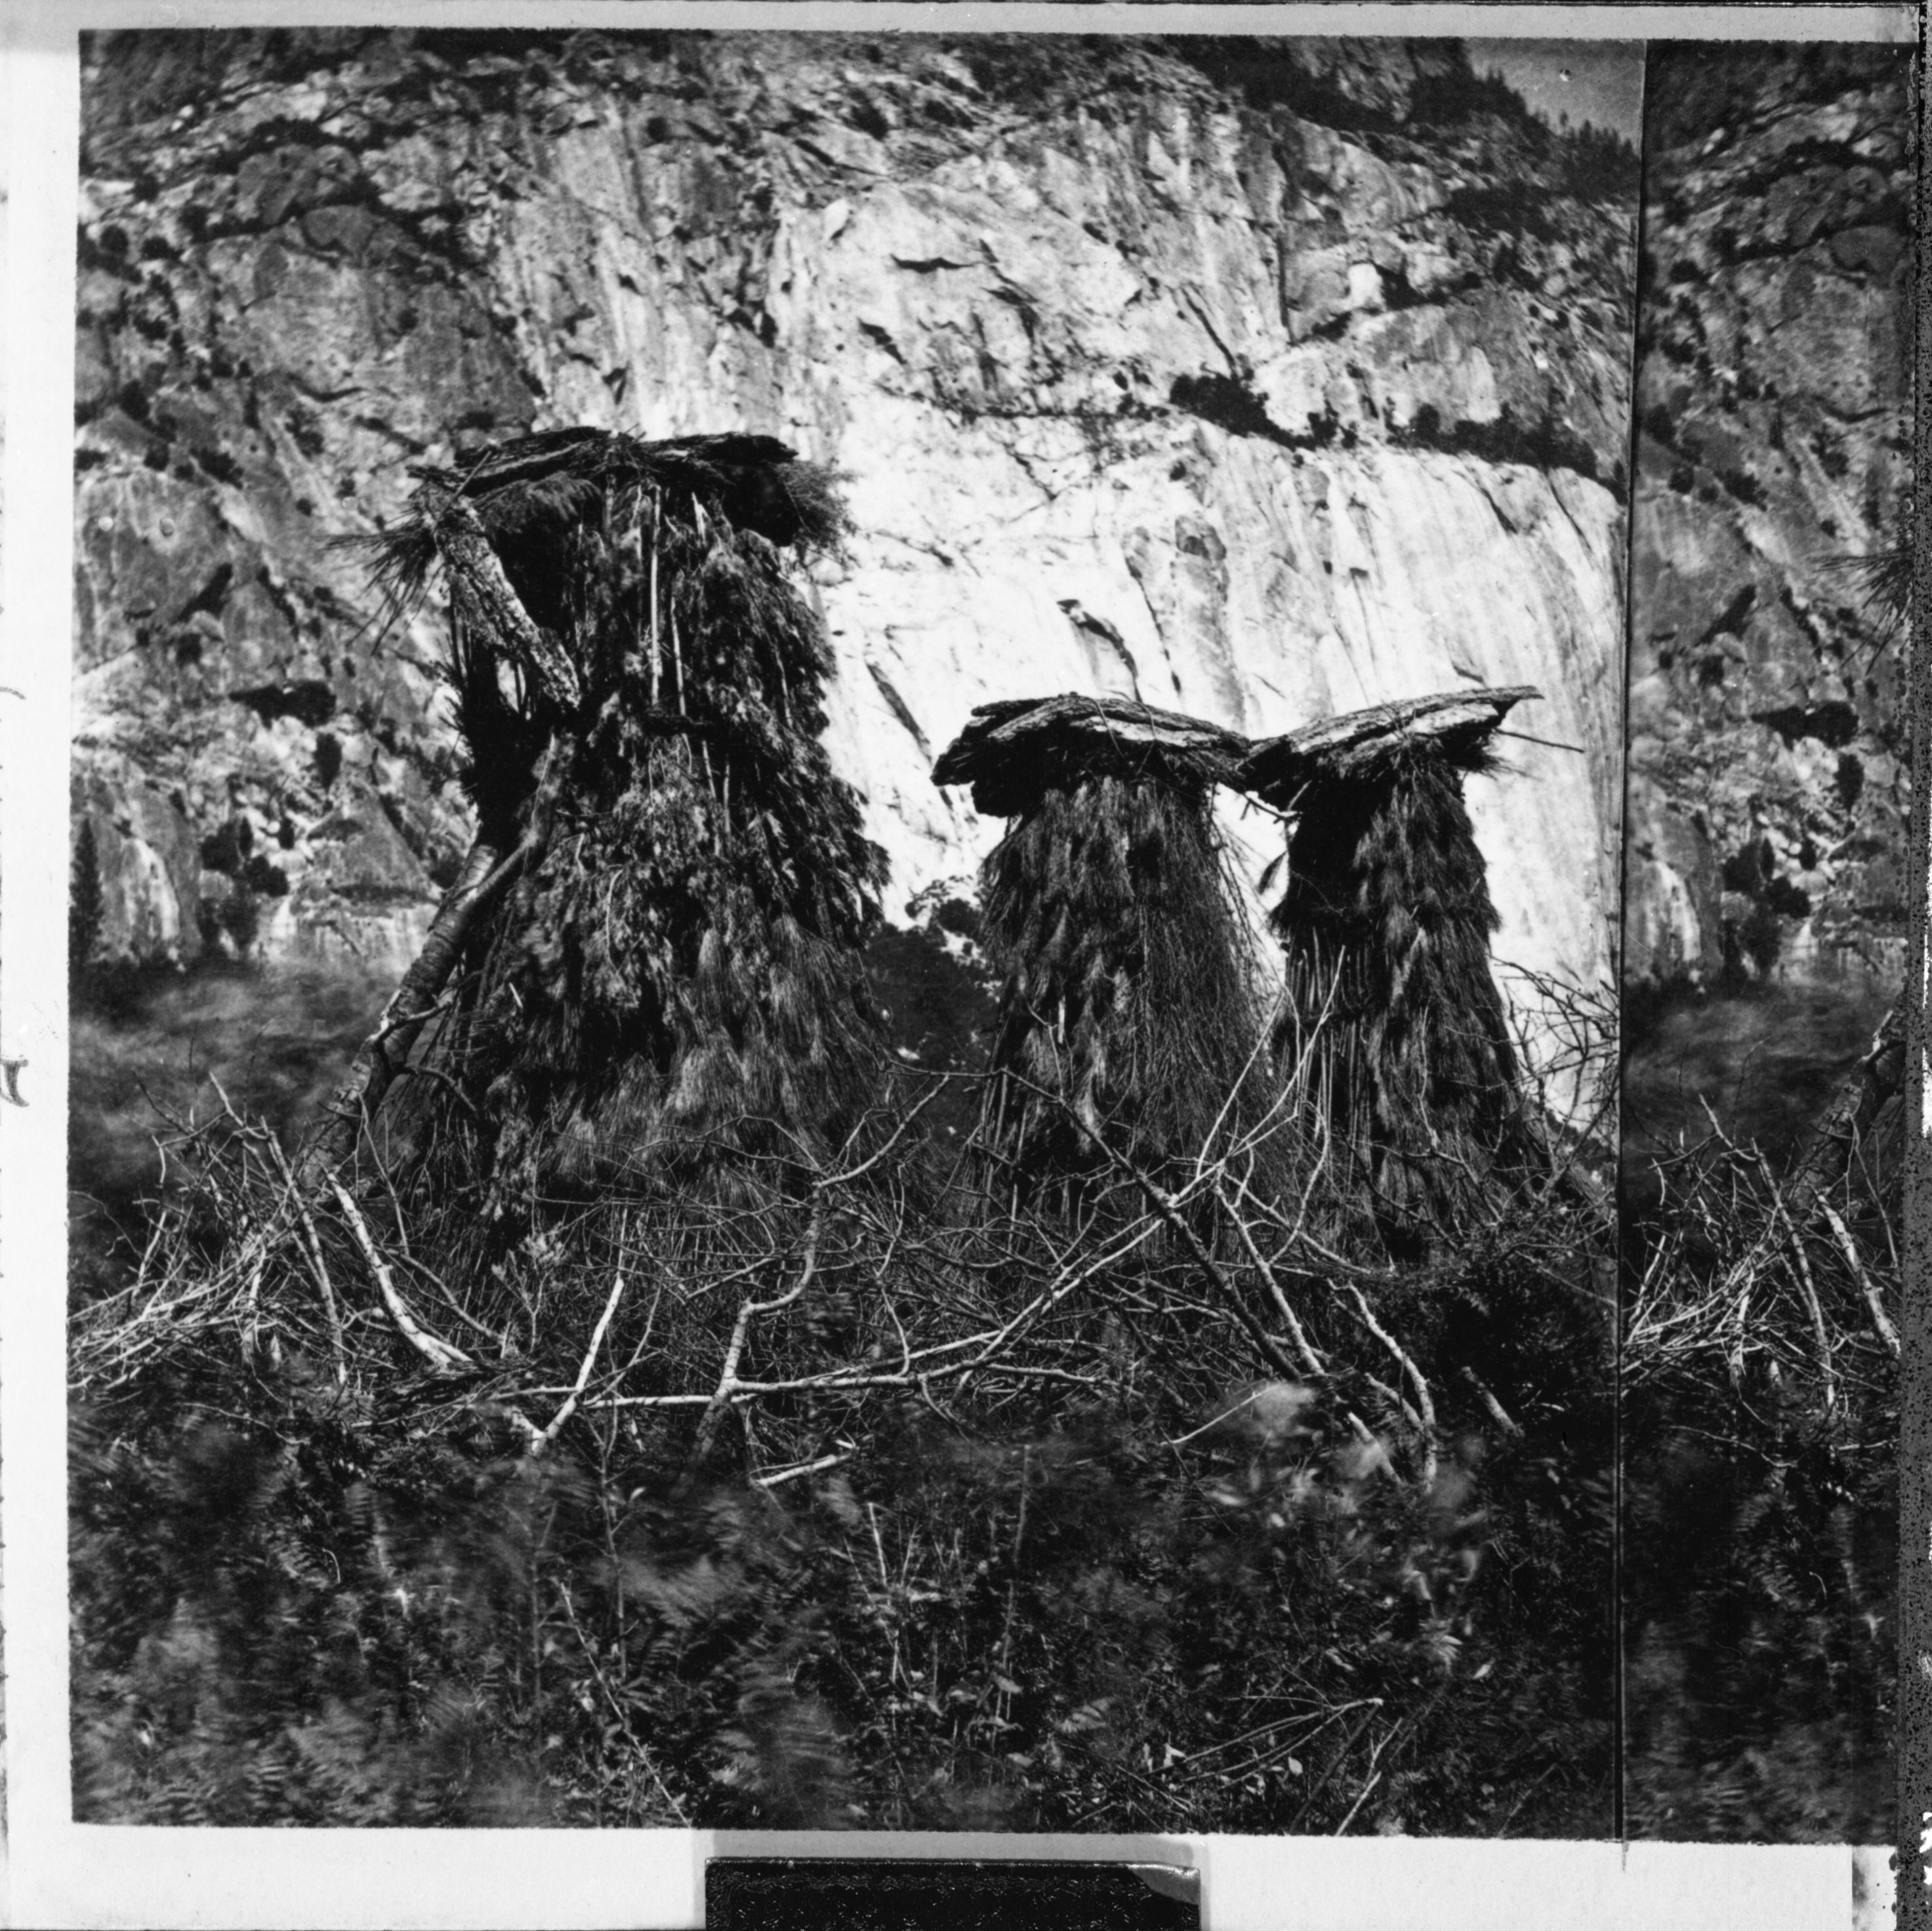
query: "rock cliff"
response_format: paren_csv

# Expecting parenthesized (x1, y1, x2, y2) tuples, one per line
(73, 30, 1635, 1084)
(1624, 43, 1912, 1002)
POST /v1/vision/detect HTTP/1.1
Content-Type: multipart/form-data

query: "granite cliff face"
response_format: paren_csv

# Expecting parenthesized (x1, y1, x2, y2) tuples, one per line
(73, 30, 1634, 1071)
(1624, 44, 1913, 1002)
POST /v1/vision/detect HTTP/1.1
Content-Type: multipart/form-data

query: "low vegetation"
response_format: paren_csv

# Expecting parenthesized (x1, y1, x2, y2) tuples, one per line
(72, 1001, 1615, 1833)
(1622, 1090, 1898, 1840)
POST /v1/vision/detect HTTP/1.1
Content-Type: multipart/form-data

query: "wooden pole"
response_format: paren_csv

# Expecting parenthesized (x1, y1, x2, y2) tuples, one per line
(298, 831, 533, 1183)
(301, 505, 572, 1186)
(430, 493, 583, 712)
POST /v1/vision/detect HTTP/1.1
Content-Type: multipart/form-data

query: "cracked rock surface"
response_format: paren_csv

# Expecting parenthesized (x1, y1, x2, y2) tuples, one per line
(1624, 44, 1912, 999)
(75, 30, 1633, 1056)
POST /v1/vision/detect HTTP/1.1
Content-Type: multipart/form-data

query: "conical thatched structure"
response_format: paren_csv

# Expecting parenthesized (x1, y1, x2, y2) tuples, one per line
(933, 695, 1267, 1200)
(313, 428, 888, 1217)
(1237, 687, 1544, 1248)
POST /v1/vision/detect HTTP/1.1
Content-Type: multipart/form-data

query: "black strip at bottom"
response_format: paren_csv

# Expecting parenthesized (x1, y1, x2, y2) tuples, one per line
(705, 1858, 1201, 1931)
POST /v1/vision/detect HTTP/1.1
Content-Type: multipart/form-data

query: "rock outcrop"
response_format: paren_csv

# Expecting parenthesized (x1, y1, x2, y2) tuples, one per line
(73, 30, 1634, 1086)
(1624, 44, 1912, 999)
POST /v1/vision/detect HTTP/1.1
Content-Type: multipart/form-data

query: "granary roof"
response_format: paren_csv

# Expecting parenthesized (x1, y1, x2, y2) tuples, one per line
(398, 427, 846, 553)
(1237, 686, 1540, 805)
(932, 693, 1250, 818)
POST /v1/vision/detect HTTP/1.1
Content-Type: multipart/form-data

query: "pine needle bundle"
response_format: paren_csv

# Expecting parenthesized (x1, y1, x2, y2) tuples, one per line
(345, 429, 886, 1225)
(1239, 690, 1543, 1247)
(935, 696, 1270, 1203)
(1822, 505, 1914, 644)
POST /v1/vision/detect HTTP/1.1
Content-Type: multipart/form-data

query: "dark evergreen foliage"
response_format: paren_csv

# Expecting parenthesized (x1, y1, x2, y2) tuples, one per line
(1825, 505, 1914, 644)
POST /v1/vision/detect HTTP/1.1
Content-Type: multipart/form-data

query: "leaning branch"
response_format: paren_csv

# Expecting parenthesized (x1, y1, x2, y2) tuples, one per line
(1762, 1155, 1838, 1413)
(431, 494, 583, 711)
(535, 1272, 629, 1451)
(327, 1175, 474, 1376)
(1787, 1001, 1905, 1213)
(302, 831, 537, 1182)
(1458, 1364, 1521, 1436)
(682, 1197, 826, 1481)
(1214, 1178, 1328, 1380)
(1817, 1199, 1901, 1358)
(1344, 1283, 1437, 1485)
(268, 1136, 346, 1382)
(304, 493, 579, 1186)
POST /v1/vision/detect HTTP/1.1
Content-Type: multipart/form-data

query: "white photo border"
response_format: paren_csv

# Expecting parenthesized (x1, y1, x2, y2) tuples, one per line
(3, 6, 1917, 1927)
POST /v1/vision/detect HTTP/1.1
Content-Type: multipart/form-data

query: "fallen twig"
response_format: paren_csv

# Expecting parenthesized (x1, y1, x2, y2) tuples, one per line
(1760, 1154, 1837, 1412)
(268, 1137, 347, 1384)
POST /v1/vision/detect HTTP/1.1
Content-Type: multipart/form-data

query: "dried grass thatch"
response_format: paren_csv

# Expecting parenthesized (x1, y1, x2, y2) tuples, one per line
(331, 428, 885, 1222)
(1237, 688, 1543, 1249)
(936, 696, 1269, 1201)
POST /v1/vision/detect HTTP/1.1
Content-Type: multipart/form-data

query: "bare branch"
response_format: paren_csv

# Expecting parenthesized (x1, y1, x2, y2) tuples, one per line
(1092, 1138, 1302, 1381)
(267, 1136, 346, 1384)
(1344, 1284, 1437, 1485)
(1759, 1153, 1838, 1412)
(753, 1451, 853, 1489)
(1458, 1365, 1521, 1436)
(1213, 1178, 1329, 1379)
(535, 1271, 629, 1451)
(327, 1176, 474, 1377)
(682, 1197, 825, 1478)
(1817, 1199, 1901, 1358)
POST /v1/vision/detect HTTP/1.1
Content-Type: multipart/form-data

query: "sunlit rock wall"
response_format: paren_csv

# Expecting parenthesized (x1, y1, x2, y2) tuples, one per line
(74, 30, 1634, 1087)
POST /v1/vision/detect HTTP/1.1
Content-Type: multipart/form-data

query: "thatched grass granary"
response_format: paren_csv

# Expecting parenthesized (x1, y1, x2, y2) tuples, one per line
(932, 694, 1269, 1201)
(1235, 686, 1545, 1249)
(311, 428, 888, 1216)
